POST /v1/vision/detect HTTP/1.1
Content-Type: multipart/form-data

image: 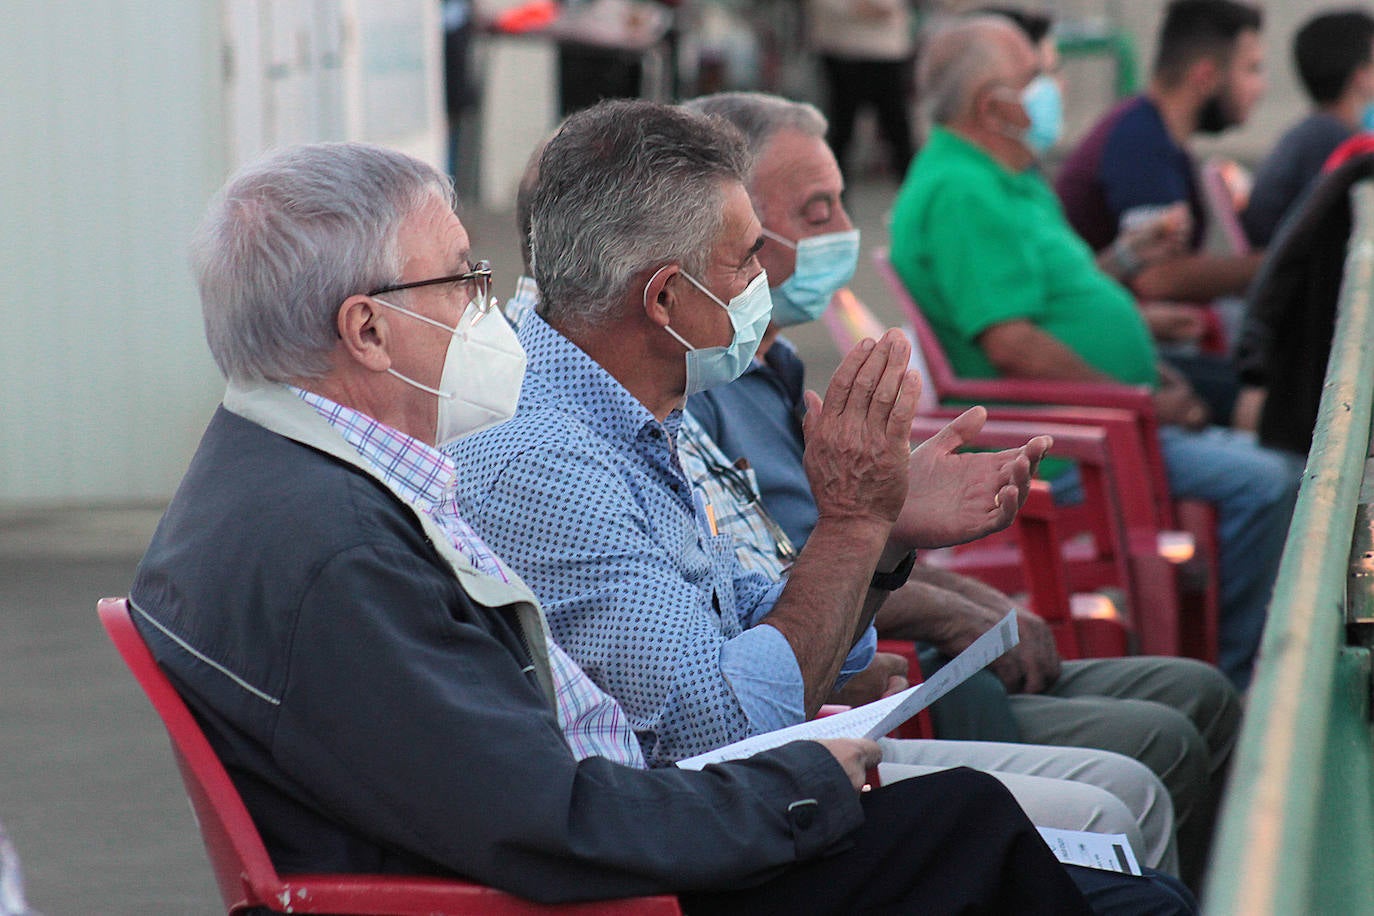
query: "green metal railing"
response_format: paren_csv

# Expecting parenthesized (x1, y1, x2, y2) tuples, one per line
(1204, 182, 1374, 914)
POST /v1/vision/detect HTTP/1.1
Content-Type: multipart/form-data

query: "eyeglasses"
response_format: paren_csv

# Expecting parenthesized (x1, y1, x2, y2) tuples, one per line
(368, 260, 494, 321)
(696, 450, 798, 566)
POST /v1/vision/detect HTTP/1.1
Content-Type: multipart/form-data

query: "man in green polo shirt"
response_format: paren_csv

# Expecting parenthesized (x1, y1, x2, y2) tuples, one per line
(889, 14, 1298, 692)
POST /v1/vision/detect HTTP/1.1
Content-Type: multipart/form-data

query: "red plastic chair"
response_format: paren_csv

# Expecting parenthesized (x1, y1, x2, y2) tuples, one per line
(1014, 480, 1131, 658)
(96, 598, 682, 916)
(908, 416, 1145, 657)
(864, 256, 1221, 662)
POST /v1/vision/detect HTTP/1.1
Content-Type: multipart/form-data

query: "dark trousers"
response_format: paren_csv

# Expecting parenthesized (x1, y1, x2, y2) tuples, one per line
(683, 766, 1194, 915)
(820, 55, 915, 181)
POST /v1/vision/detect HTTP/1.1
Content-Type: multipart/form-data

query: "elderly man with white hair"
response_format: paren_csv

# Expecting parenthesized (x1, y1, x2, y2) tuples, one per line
(128, 140, 1121, 913)
(889, 14, 1298, 694)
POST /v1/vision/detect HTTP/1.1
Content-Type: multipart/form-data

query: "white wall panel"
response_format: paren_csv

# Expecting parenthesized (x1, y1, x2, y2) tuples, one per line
(2, 1, 443, 510)
(1, 3, 226, 509)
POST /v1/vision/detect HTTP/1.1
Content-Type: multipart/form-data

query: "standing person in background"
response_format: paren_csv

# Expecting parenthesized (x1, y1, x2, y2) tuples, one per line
(808, 0, 916, 181)
(1241, 9, 1374, 248)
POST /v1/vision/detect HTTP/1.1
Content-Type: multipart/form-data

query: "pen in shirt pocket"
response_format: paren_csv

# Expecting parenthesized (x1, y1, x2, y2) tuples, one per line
(692, 487, 719, 537)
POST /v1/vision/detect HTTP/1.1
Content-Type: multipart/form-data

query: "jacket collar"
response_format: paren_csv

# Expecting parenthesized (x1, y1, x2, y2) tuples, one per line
(222, 379, 558, 708)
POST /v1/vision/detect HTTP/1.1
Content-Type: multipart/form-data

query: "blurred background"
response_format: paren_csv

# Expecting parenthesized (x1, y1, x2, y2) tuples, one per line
(0, 1, 1323, 911)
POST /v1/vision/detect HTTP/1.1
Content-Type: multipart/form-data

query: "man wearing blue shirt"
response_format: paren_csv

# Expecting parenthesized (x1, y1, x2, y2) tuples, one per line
(448, 98, 1189, 875)
(1056, 0, 1266, 304)
(681, 89, 1240, 890)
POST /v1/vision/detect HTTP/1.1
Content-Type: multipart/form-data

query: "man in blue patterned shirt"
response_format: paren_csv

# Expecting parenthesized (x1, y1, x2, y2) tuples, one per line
(448, 98, 1190, 876)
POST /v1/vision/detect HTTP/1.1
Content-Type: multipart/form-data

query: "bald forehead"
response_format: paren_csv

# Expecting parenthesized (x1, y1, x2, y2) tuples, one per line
(980, 18, 1038, 80)
(752, 129, 841, 207)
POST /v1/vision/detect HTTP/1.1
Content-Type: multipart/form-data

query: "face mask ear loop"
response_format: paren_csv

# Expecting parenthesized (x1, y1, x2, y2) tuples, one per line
(643, 264, 674, 311)
(760, 227, 798, 250)
(372, 295, 462, 400)
(645, 263, 698, 352)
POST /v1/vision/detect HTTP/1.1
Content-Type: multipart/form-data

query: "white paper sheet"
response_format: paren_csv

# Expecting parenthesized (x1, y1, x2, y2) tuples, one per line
(677, 611, 1019, 770)
(1037, 827, 1143, 875)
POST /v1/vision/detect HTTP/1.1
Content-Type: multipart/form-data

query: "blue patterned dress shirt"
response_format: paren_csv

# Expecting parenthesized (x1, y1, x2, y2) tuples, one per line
(446, 313, 874, 765)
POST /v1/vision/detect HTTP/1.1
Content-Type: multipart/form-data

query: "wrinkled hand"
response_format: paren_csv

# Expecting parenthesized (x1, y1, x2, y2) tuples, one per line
(1152, 362, 1209, 430)
(829, 652, 910, 707)
(816, 737, 884, 792)
(803, 330, 921, 530)
(918, 594, 1061, 694)
(890, 406, 1052, 549)
(1001, 608, 1061, 694)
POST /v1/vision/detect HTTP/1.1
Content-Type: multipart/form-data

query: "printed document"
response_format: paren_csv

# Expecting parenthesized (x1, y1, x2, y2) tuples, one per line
(677, 611, 1019, 770)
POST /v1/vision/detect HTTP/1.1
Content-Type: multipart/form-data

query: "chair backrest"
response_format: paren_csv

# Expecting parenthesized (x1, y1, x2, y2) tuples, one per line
(868, 250, 962, 401)
(821, 288, 938, 412)
(98, 598, 280, 912)
(97, 598, 681, 916)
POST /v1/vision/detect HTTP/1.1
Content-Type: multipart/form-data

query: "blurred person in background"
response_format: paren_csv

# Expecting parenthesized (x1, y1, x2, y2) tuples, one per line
(1241, 8, 1374, 248)
(808, 0, 916, 181)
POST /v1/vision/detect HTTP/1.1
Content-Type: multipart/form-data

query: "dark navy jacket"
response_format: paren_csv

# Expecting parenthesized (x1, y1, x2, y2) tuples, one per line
(129, 382, 861, 902)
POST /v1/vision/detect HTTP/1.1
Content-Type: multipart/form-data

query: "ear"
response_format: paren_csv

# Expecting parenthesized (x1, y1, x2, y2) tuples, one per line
(641, 263, 681, 329)
(1191, 56, 1221, 93)
(972, 85, 1000, 125)
(336, 294, 393, 373)
(974, 84, 1019, 130)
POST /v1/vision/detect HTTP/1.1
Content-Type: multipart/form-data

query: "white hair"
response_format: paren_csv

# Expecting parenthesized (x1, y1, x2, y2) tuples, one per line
(191, 142, 454, 383)
(918, 15, 1022, 130)
(682, 92, 828, 162)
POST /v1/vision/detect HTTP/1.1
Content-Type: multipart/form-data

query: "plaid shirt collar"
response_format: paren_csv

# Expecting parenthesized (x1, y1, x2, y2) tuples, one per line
(290, 387, 510, 583)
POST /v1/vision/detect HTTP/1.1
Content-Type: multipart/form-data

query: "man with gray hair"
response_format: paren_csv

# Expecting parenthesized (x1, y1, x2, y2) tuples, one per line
(126, 139, 1117, 913)
(447, 98, 1204, 898)
(890, 15, 1298, 693)
(681, 89, 1240, 889)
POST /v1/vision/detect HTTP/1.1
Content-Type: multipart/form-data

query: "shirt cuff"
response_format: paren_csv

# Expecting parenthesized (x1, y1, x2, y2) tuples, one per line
(720, 623, 805, 734)
(738, 577, 788, 630)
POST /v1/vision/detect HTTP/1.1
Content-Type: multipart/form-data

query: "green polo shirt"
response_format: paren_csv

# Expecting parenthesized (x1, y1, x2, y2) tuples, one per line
(889, 127, 1158, 388)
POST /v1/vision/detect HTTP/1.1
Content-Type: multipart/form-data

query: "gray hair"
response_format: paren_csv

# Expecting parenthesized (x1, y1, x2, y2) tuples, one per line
(529, 99, 752, 330)
(918, 15, 1022, 129)
(191, 142, 454, 383)
(681, 92, 828, 162)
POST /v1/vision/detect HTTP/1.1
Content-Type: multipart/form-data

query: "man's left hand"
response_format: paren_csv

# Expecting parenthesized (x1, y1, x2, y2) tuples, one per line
(890, 406, 1052, 549)
(828, 651, 910, 707)
(1006, 607, 1062, 694)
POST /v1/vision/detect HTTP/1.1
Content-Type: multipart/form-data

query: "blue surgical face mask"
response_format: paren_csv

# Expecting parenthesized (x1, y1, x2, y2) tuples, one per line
(656, 269, 773, 396)
(1362, 101, 1374, 132)
(761, 227, 861, 326)
(1018, 75, 1063, 156)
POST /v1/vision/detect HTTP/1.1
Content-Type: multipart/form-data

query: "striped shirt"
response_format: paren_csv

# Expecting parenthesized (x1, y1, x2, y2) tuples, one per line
(293, 387, 645, 766)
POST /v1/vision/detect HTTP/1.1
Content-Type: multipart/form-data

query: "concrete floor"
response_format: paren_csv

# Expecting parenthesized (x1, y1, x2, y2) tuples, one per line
(0, 510, 219, 914)
(0, 177, 909, 915)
